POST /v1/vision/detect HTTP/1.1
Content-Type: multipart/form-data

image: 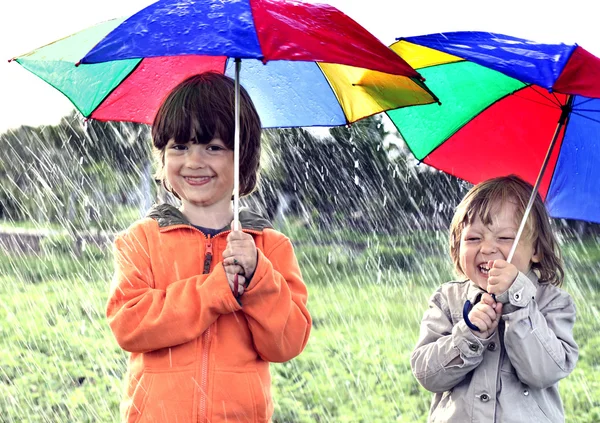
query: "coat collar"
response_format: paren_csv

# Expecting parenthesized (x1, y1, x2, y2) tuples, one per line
(146, 203, 273, 232)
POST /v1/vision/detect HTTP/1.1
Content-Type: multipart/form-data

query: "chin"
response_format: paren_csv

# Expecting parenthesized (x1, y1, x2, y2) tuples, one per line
(469, 275, 488, 290)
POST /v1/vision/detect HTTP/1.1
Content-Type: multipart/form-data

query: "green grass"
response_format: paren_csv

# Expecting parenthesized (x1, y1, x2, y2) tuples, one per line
(0, 205, 142, 236)
(0, 236, 599, 422)
(0, 220, 65, 233)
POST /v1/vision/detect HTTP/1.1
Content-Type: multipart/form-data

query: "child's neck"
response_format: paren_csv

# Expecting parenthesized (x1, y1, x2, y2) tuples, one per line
(180, 201, 234, 230)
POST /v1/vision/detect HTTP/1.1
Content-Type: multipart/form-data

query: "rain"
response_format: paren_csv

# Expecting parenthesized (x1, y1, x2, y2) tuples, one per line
(1, 112, 599, 422)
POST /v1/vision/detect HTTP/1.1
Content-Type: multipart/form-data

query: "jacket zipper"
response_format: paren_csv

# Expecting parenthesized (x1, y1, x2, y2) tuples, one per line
(191, 228, 259, 422)
(199, 326, 211, 423)
(199, 235, 213, 422)
(203, 236, 213, 275)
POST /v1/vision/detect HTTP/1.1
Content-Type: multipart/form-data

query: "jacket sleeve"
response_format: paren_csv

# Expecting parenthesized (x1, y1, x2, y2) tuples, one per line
(411, 288, 493, 393)
(107, 225, 242, 353)
(500, 275, 578, 389)
(239, 233, 311, 363)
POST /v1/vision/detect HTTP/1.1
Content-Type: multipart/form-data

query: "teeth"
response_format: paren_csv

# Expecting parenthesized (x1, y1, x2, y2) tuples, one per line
(479, 265, 489, 274)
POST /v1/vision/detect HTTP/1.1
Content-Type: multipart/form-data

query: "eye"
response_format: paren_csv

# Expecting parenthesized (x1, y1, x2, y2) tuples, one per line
(171, 143, 188, 151)
(206, 144, 229, 153)
(464, 236, 480, 242)
(499, 237, 515, 241)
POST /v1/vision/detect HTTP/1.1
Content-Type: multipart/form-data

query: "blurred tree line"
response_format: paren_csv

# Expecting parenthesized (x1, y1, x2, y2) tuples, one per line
(0, 112, 594, 235)
(256, 118, 467, 232)
(0, 112, 152, 233)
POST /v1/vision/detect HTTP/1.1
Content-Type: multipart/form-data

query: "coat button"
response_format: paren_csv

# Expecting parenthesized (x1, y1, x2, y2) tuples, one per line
(487, 342, 496, 351)
(469, 343, 479, 352)
(480, 393, 490, 402)
(514, 292, 521, 301)
(523, 389, 529, 396)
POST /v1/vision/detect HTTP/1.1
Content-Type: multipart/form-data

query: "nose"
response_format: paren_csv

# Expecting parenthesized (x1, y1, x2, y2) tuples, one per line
(186, 145, 206, 168)
(480, 238, 498, 255)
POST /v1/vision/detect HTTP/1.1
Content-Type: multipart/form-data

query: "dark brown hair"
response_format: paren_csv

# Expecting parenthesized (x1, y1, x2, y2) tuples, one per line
(152, 72, 262, 197)
(449, 175, 564, 285)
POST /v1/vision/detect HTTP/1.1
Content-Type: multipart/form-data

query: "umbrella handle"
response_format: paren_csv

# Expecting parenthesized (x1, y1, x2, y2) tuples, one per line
(233, 58, 241, 231)
(462, 293, 496, 332)
(463, 300, 481, 331)
(233, 273, 239, 299)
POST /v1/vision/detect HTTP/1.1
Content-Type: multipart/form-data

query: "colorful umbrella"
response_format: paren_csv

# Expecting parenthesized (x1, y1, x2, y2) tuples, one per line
(387, 31, 600, 259)
(10, 0, 437, 230)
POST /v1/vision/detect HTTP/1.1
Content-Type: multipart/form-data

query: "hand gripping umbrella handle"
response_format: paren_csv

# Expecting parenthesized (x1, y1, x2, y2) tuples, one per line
(233, 273, 239, 299)
(463, 293, 496, 332)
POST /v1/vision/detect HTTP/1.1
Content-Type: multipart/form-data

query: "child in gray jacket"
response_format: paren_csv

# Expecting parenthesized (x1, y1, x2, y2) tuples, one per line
(411, 175, 578, 423)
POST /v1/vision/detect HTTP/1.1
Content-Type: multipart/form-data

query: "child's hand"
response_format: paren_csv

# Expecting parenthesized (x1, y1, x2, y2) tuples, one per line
(468, 293, 503, 338)
(222, 222, 258, 283)
(223, 265, 246, 297)
(486, 259, 518, 296)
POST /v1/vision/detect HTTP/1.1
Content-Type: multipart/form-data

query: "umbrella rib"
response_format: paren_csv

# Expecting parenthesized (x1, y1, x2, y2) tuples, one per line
(574, 97, 596, 108)
(89, 58, 144, 119)
(525, 85, 563, 108)
(569, 110, 600, 125)
(313, 62, 352, 126)
(510, 90, 562, 111)
(550, 91, 563, 106)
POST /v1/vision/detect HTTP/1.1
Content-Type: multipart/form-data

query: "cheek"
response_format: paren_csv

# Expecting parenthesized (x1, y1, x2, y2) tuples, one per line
(458, 248, 469, 270)
(164, 161, 180, 181)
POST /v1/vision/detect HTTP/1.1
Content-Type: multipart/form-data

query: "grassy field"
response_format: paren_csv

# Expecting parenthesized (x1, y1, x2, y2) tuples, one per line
(0, 230, 599, 422)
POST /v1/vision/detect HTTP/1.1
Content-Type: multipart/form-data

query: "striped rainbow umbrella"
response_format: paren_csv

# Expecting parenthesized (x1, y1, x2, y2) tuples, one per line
(387, 31, 600, 258)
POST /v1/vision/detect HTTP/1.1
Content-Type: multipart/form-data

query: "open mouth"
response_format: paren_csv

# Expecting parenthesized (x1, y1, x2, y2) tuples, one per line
(478, 264, 490, 275)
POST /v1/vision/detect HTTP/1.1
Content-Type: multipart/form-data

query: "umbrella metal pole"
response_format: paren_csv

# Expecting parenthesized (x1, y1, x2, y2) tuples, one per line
(233, 58, 241, 231)
(507, 95, 573, 263)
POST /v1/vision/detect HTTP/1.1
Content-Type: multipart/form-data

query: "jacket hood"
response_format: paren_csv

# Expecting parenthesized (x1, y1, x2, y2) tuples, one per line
(146, 203, 273, 232)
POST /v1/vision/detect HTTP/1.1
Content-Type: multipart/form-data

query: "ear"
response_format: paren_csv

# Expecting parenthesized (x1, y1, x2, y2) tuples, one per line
(531, 240, 541, 264)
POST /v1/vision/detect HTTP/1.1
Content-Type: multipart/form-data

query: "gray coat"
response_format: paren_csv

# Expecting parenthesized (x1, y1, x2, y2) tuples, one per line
(411, 271, 578, 422)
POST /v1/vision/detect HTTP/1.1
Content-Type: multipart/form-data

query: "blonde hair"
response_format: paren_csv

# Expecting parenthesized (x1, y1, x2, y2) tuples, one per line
(449, 175, 564, 285)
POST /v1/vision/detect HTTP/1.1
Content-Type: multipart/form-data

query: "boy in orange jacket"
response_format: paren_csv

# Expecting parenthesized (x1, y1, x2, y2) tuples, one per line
(107, 72, 311, 423)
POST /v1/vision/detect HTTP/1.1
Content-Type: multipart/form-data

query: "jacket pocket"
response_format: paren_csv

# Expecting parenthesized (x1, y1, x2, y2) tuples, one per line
(127, 369, 196, 423)
(123, 372, 154, 423)
(500, 371, 553, 423)
(211, 369, 268, 422)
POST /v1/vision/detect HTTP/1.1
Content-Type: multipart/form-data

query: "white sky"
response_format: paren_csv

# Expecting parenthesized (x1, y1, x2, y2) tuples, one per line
(1, 0, 599, 133)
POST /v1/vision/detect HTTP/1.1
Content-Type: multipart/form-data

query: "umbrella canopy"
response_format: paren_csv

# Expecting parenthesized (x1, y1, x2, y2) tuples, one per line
(387, 31, 600, 226)
(11, 0, 437, 128)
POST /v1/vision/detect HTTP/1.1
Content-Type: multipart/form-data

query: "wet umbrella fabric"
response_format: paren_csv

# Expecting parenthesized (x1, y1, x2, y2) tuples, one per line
(12, 0, 436, 127)
(387, 32, 600, 229)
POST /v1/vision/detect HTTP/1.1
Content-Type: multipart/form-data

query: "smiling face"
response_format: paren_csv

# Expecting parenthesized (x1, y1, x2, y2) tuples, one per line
(152, 73, 262, 197)
(164, 137, 234, 212)
(459, 200, 540, 290)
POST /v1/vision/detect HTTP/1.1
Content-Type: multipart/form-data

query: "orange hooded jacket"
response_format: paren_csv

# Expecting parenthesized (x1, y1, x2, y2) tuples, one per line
(107, 204, 311, 423)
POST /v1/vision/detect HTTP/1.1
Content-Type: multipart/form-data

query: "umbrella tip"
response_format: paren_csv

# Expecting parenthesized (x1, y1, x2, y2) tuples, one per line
(7, 58, 13, 63)
(75, 61, 81, 67)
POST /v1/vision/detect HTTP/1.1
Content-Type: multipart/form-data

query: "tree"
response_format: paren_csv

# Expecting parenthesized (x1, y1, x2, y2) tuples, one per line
(252, 115, 471, 233)
(0, 112, 154, 231)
